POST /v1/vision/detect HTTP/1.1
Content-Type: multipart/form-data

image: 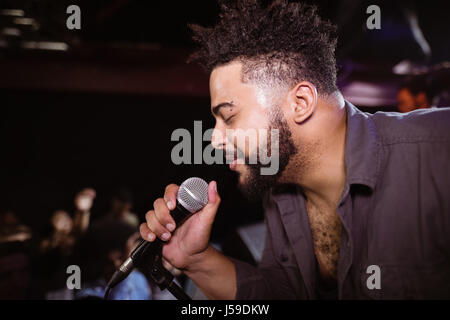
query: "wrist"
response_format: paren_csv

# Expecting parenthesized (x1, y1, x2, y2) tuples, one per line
(184, 245, 215, 275)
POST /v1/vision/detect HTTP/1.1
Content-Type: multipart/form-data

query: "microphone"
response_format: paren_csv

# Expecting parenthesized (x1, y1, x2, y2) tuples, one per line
(105, 177, 209, 295)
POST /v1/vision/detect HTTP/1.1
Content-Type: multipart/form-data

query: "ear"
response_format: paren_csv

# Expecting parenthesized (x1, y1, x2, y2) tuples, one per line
(285, 81, 318, 124)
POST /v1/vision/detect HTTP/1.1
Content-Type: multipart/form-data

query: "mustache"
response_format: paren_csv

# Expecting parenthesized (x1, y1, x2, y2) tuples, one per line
(223, 146, 275, 167)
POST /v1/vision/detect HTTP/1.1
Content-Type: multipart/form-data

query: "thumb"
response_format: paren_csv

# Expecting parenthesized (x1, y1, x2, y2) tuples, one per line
(199, 181, 221, 224)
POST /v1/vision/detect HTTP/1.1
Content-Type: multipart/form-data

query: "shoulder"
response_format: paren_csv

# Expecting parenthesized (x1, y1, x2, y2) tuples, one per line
(370, 107, 450, 145)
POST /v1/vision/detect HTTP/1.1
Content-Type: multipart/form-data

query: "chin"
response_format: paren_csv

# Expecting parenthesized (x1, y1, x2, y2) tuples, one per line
(236, 165, 249, 181)
(235, 165, 277, 202)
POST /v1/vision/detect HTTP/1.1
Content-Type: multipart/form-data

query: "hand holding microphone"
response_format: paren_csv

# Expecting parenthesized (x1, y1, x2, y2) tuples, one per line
(139, 178, 220, 271)
(105, 177, 221, 298)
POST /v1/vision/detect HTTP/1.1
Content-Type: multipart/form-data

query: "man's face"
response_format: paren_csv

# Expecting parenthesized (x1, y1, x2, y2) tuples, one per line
(210, 62, 297, 200)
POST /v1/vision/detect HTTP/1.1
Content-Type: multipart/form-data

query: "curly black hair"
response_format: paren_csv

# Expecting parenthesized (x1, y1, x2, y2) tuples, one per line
(189, 0, 338, 95)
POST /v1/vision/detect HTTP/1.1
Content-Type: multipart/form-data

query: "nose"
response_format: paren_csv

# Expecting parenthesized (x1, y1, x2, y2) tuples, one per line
(211, 122, 226, 150)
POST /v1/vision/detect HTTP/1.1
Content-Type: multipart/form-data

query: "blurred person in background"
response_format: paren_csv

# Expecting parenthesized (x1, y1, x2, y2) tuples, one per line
(37, 210, 77, 298)
(97, 187, 139, 228)
(72, 188, 96, 237)
(74, 220, 151, 300)
(39, 210, 75, 256)
(397, 75, 433, 113)
(0, 210, 31, 244)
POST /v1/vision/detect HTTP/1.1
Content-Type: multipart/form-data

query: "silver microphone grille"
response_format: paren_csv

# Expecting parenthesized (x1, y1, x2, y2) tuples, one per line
(177, 177, 209, 213)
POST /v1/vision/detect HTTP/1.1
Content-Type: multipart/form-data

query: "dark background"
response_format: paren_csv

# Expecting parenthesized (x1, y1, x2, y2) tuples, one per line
(1, 0, 449, 241)
(0, 91, 263, 241)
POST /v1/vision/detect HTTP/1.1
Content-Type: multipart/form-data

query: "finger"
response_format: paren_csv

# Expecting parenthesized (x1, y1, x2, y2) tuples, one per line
(154, 198, 176, 232)
(164, 184, 179, 211)
(146, 210, 171, 241)
(139, 222, 156, 242)
(198, 181, 221, 225)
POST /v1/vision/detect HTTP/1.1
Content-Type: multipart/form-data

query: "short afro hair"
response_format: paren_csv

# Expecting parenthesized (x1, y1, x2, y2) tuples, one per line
(189, 0, 338, 95)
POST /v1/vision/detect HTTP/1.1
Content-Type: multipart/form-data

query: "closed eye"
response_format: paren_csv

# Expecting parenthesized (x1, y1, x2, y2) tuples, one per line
(224, 114, 236, 125)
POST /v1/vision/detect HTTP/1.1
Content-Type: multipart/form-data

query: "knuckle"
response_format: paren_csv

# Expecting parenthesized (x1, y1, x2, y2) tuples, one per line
(155, 198, 165, 209)
(155, 205, 169, 220)
(147, 214, 165, 235)
(139, 223, 147, 234)
(165, 184, 178, 196)
(145, 210, 154, 221)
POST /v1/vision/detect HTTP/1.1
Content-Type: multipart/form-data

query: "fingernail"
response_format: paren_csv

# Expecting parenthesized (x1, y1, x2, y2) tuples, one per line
(161, 233, 171, 241)
(212, 181, 217, 192)
(148, 233, 155, 241)
(167, 201, 174, 210)
(166, 223, 175, 232)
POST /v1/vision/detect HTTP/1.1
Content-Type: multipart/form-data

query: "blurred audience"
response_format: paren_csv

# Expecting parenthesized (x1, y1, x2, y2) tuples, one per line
(97, 187, 139, 228)
(74, 221, 151, 300)
(33, 188, 96, 299)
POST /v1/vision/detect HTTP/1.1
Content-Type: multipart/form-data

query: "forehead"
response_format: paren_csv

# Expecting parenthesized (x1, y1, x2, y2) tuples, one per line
(210, 61, 242, 88)
(209, 61, 257, 106)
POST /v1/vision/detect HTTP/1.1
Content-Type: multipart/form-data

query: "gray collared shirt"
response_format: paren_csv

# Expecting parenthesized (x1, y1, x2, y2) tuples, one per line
(233, 101, 450, 299)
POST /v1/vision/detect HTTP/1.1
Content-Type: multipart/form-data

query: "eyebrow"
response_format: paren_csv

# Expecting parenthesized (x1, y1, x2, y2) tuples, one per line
(211, 101, 234, 117)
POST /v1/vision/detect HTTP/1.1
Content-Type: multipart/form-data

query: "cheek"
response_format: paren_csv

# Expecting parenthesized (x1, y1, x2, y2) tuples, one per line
(227, 129, 266, 157)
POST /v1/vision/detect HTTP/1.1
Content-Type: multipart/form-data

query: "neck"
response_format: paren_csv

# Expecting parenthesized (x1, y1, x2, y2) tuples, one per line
(292, 92, 347, 208)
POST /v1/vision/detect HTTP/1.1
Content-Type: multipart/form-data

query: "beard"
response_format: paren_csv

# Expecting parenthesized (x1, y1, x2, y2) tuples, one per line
(237, 107, 298, 202)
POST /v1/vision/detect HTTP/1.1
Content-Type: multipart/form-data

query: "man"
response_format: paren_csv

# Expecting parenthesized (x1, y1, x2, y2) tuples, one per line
(140, 0, 450, 299)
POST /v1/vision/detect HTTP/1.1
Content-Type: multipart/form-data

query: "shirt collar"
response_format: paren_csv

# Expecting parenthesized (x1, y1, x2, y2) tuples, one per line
(344, 100, 380, 190)
(270, 100, 380, 201)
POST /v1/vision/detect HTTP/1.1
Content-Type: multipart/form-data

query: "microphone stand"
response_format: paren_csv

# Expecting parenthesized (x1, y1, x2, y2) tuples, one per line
(138, 242, 192, 301)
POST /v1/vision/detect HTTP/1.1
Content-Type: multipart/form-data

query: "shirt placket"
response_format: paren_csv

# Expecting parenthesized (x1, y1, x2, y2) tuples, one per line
(337, 183, 354, 299)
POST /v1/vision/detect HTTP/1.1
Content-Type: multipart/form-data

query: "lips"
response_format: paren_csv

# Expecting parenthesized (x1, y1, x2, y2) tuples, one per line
(225, 152, 238, 171)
